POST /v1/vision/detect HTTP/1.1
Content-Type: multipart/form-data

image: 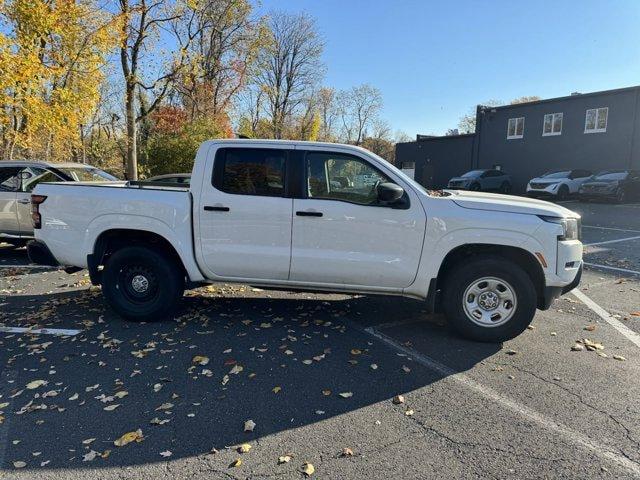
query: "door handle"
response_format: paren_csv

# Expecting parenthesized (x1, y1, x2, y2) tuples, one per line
(17, 199, 30, 204)
(296, 211, 323, 217)
(204, 206, 229, 212)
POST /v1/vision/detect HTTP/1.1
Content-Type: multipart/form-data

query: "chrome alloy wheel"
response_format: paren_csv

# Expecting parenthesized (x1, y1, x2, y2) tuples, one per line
(462, 277, 517, 327)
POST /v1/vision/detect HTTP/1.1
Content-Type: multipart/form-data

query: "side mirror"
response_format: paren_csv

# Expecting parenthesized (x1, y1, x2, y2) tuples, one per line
(377, 182, 404, 204)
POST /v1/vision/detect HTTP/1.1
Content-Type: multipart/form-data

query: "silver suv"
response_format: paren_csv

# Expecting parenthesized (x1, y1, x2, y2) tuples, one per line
(0, 161, 117, 246)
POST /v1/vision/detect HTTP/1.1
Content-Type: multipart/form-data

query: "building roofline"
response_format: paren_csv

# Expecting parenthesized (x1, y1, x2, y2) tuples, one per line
(482, 85, 640, 111)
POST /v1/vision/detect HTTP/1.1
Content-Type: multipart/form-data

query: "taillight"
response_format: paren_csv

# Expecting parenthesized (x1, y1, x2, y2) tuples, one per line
(31, 194, 47, 229)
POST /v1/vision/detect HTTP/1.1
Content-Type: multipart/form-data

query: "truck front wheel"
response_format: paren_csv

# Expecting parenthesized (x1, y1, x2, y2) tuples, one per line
(102, 246, 184, 322)
(442, 255, 537, 342)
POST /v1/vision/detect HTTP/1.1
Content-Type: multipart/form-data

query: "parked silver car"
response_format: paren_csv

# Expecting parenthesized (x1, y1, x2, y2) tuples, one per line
(0, 161, 117, 246)
(447, 169, 512, 193)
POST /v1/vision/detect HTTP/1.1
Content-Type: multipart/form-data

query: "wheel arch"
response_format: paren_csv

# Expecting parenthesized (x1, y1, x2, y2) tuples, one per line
(434, 243, 546, 310)
(88, 228, 192, 285)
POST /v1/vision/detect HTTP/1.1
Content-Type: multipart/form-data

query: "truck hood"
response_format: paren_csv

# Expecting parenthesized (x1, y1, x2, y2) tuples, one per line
(448, 190, 579, 218)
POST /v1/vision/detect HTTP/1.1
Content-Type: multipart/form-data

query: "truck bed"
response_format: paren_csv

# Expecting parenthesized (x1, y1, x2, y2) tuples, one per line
(33, 181, 194, 270)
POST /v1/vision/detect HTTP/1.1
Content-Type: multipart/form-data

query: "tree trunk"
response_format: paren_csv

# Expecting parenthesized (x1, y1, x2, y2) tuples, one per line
(125, 84, 138, 180)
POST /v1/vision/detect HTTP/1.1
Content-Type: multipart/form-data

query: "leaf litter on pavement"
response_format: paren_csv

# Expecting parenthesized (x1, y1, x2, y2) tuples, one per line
(0, 277, 424, 472)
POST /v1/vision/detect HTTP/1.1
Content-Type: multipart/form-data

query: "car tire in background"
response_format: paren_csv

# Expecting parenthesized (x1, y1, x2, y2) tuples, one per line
(614, 188, 627, 204)
(557, 184, 569, 201)
(442, 255, 537, 342)
(469, 182, 481, 191)
(102, 246, 185, 322)
(500, 182, 511, 194)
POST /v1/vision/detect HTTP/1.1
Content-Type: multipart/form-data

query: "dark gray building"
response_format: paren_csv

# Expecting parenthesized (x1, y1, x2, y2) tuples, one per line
(396, 85, 640, 191)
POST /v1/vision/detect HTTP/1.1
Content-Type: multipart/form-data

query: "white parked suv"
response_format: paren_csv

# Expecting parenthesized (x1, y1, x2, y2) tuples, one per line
(526, 169, 592, 200)
(28, 140, 583, 342)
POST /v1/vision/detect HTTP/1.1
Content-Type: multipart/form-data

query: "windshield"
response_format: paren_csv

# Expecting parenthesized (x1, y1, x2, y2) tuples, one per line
(461, 170, 485, 178)
(541, 170, 571, 179)
(591, 171, 628, 181)
(57, 167, 117, 182)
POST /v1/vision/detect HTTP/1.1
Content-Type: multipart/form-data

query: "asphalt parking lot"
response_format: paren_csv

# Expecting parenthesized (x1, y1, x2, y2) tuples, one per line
(0, 200, 639, 479)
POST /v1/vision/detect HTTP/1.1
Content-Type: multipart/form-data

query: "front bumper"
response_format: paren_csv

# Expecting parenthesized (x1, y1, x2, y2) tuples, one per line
(540, 263, 582, 310)
(27, 240, 59, 266)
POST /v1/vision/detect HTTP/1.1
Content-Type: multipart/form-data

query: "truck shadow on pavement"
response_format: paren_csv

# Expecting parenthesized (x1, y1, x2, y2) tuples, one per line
(0, 286, 500, 471)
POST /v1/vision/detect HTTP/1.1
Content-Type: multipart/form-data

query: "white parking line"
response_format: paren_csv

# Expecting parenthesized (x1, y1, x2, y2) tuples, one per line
(364, 327, 640, 477)
(584, 262, 640, 276)
(583, 225, 640, 234)
(571, 289, 640, 349)
(584, 235, 640, 247)
(0, 326, 81, 336)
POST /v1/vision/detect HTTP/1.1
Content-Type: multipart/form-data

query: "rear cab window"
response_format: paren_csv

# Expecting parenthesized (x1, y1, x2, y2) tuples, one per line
(213, 148, 286, 197)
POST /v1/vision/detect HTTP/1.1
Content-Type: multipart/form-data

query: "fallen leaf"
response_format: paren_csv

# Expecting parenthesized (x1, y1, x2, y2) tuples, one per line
(114, 430, 143, 447)
(238, 443, 252, 453)
(156, 403, 174, 411)
(571, 343, 584, 352)
(584, 325, 597, 332)
(370, 364, 378, 370)
(613, 355, 626, 361)
(82, 438, 96, 445)
(68, 393, 79, 401)
(278, 455, 292, 464)
(103, 404, 120, 411)
(505, 349, 518, 356)
(350, 349, 362, 355)
(392, 395, 405, 405)
(114, 391, 128, 399)
(26, 380, 47, 390)
(338, 392, 353, 398)
(405, 409, 415, 416)
(192, 355, 209, 366)
(229, 458, 242, 468)
(160, 450, 172, 458)
(301, 462, 315, 476)
(150, 417, 170, 426)
(272, 386, 281, 394)
(244, 419, 256, 432)
(402, 365, 411, 373)
(630, 312, 640, 317)
(83, 450, 99, 462)
(341, 447, 354, 457)
(229, 365, 243, 375)
(322, 390, 331, 396)
(13, 461, 26, 468)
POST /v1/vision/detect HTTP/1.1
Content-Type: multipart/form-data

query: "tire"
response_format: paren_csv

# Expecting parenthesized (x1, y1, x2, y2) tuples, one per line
(442, 255, 537, 342)
(469, 182, 481, 191)
(102, 246, 184, 322)
(500, 182, 511, 194)
(557, 185, 569, 201)
(614, 188, 627, 204)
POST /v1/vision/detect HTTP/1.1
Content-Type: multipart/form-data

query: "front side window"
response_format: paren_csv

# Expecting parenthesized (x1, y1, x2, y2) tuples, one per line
(543, 113, 563, 136)
(57, 167, 117, 181)
(0, 167, 22, 192)
(215, 148, 286, 197)
(507, 117, 524, 139)
(585, 107, 608, 133)
(306, 152, 391, 205)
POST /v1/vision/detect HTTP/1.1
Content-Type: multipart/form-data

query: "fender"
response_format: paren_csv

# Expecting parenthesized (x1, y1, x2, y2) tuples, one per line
(404, 226, 546, 299)
(84, 214, 206, 282)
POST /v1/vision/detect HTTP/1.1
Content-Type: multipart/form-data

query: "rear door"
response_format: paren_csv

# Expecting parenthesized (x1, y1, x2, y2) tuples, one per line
(0, 167, 21, 235)
(16, 167, 65, 235)
(289, 149, 426, 288)
(197, 146, 293, 280)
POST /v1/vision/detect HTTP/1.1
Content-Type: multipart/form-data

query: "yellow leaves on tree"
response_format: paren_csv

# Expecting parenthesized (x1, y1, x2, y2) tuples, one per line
(0, 0, 121, 161)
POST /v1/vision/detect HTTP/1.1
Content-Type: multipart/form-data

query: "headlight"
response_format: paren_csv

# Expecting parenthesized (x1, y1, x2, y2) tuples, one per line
(538, 215, 581, 241)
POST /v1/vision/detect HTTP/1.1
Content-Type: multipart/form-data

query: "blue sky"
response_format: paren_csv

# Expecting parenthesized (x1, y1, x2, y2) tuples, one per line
(257, 0, 640, 136)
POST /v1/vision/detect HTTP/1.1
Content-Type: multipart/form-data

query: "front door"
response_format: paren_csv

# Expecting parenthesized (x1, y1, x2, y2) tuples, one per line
(0, 167, 21, 236)
(197, 146, 293, 280)
(290, 150, 426, 288)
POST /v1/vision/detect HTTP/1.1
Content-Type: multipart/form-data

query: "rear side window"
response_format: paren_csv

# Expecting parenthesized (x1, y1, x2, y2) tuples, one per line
(0, 167, 21, 191)
(213, 148, 286, 197)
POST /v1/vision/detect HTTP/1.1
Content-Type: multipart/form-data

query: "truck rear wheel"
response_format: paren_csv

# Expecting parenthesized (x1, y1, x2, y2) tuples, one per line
(102, 246, 184, 322)
(442, 255, 536, 342)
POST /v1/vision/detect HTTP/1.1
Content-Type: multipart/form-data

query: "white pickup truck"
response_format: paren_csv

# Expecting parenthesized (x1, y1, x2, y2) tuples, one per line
(28, 140, 583, 342)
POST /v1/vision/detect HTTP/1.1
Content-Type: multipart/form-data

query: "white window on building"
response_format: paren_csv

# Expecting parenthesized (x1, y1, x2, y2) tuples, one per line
(543, 113, 563, 136)
(507, 117, 524, 139)
(584, 107, 608, 133)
